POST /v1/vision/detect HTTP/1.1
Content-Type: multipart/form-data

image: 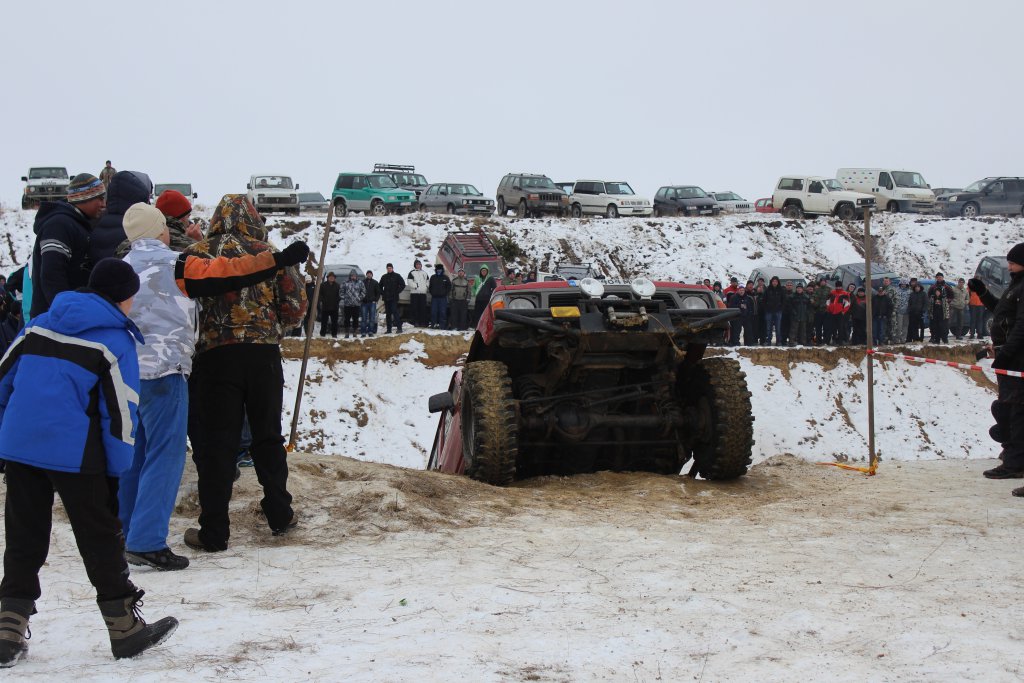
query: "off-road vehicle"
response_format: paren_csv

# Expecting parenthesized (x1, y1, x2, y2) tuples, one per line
(154, 183, 197, 201)
(247, 174, 300, 215)
(399, 231, 506, 316)
(374, 164, 429, 199)
(935, 177, 1024, 218)
(427, 277, 754, 485)
(21, 167, 70, 208)
(496, 173, 570, 218)
(331, 172, 416, 216)
(771, 176, 875, 220)
(567, 180, 653, 218)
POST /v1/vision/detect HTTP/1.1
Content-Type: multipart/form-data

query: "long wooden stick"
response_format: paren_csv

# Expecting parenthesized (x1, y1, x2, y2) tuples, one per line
(863, 208, 877, 472)
(287, 205, 334, 451)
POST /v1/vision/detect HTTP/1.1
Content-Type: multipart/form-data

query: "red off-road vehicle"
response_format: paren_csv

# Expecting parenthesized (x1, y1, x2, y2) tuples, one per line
(427, 278, 754, 485)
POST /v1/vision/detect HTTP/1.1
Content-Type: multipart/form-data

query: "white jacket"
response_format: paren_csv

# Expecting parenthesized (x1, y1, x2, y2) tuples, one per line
(407, 267, 429, 295)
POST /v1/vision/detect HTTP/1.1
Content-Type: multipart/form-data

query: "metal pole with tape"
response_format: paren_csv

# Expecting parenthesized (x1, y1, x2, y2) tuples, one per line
(864, 207, 877, 473)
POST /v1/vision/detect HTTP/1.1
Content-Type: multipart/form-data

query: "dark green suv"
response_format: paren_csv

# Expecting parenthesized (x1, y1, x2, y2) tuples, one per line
(496, 173, 570, 218)
(331, 173, 417, 216)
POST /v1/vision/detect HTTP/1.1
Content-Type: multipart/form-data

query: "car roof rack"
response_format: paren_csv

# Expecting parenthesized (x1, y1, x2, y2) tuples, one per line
(374, 164, 416, 174)
(446, 231, 498, 257)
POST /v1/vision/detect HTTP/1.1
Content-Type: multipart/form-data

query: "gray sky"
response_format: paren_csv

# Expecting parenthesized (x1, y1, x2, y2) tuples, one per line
(3, 0, 1021, 206)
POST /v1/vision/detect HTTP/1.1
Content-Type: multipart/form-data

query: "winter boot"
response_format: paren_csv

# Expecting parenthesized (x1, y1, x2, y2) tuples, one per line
(125, 548, 190, 571)
(0, 598, 34, 668)
(98, 589, 177, 660)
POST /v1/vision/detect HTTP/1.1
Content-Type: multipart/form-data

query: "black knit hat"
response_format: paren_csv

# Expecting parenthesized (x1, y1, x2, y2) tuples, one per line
(88, 258, 140, 303)
(1008, 243, 1024, 266)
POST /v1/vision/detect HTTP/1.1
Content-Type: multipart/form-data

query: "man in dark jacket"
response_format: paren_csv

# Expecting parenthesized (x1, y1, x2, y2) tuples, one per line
(29, 173, 106, 318)
(849, 288, 868, 345)
(726, 285, 756, 346)
(474, 266, 498, 316)
(970, 243, 1024, 489)
(927, 273, 954, 344)
(89, 171, 153, 264)
(379, 263, 405, 334)
(907, 283, 927, 341)
(318, 272, 341, 338)
(811, 278, 830, 344)
(450, 268, 470, 330)
(787, 285, 811, 345)
(871, 286, 893, 344)
(360, 270, 381, 337)
(428, 264, 452, 329)
(761, 276, 787, 345)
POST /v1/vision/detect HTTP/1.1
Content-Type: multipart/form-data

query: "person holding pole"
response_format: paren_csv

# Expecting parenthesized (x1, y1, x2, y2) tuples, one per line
(969, 242, 1024, 490)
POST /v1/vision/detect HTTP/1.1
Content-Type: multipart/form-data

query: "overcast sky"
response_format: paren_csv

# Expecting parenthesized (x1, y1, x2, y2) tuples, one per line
(3, 0, 1021, 207)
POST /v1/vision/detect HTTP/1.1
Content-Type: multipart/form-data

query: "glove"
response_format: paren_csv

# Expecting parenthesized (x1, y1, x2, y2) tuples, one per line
(967, 278, 986, 295)
(275, 241, 311, 268)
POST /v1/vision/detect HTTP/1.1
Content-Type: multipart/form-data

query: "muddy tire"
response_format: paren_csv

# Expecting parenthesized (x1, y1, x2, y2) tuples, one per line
(333, 199, 348, 217)
(461, 361, 518, 486)
(517, 200, 529, 219)
(371, 200, 387, 216)
(782, 203, 803, 219)
(497, 197, 506, 216)
(836, 203, 856, 221)
(682, 357, 754, 480)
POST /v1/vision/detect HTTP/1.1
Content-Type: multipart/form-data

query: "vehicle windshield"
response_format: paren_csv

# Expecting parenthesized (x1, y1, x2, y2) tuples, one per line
(394, 174, 428, 186)
(448, 184, 481, 196)
(677, 187, 707, 199)
(155, 183, 191, 196)
(716, 192, 742, 201)
(521, 176, 557, 189)
(556, 265, 595, 280)
(367, 175, 399, 189)
(298, 192, 326, 201)
(891, 171, 928, 189)
(254, 176, 294, 190)
(464, 261, 502, 280)
(824, 179, 844, 191)
(963, 179, 990, 192)
(29, 168, 68, 179)
(605, 182, 635, 195)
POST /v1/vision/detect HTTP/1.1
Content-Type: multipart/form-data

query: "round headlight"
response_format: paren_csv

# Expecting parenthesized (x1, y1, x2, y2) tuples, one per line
(507, 297, 536, 310)
(579, 278, 605, 298)
(630, 277, 656, 298)
(948, 195, 958, 202)
(680, 296, 710, 310)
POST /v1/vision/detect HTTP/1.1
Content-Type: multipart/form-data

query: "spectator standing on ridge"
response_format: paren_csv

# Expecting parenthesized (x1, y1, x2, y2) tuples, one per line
(318, 272, 341, 338)
(407, 260, 429, 327)
(474, 266, 498, 317)
(872, 286, 892, 345)
(825, 281, 850, 345)
(787, 284, 811, 345)
(811, 278, 830, 344)
(30, 173, 106, 318)
(90, 171, 153, 264)
(727, 285, 757, 346)
(780, 282, 795, 343)
(99, 160, 116, 188)
(950, 277, 969, 340)
(907, 283, 927, 342)
(379, 263, 405, 334)
(360, 270, 381, 337)
(927, 273, 954, 343)
(968, 282, 987, 339)
(428, 264, 452, 329)
(892, 281, 911, 343)
(450, 268, 470, 330)
(723, 277, 739, 298)
(182, 195, 306, 553)
(341, 270, 365, 339)
(0, 259, 178, 666)
(849, 287, 868, 345)
(761, 276, 787, 345)
(753, 283, 767, 343)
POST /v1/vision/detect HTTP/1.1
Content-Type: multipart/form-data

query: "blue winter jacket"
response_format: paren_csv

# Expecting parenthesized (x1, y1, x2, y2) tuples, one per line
(0, 290, 143, 476)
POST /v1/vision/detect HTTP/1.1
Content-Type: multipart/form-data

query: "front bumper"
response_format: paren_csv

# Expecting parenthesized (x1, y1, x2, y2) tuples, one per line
(685, 207, 720, 216)
(527, 200, 569, 214)
(936, 200, 963, 217)
(618, 205, 654, 216)
(457, 204, 495, 215)
(896, 199, 938, 213)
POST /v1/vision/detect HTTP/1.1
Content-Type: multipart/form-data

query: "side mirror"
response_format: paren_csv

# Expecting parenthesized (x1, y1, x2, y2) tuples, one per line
(193, 193, 198, 199)
(246, 183, 252, 190)
(428, 392, 454, 414)
(20, 177, 27, 182)
(295, 184, 300, 190)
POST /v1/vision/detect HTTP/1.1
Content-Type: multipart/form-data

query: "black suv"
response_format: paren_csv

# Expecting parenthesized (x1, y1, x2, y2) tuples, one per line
(496, 173, 570, 218)
(936, 177, 1024, 218)
(653, 185, 720, 217)
(374, 164, 429, 199)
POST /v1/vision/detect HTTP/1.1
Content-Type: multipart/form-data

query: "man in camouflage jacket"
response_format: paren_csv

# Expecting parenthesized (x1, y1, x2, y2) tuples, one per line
(182, 195, 307, 552)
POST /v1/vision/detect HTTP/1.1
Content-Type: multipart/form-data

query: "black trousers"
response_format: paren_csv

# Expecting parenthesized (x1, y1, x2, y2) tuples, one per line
(729, 318, 756, 345)
(411, 294, 428, 327)
(992, 374, 1024, 470)
(384, 299, 402, 332)
(812, 312, 826, 343)
(930, 308, 948, 342)
(342, 306, 359, 334)
(824, 313, 844, 344)
(1, 462, 134, 602)
(450, 299, 468, 330)
(191, 344, 293, 550)
(908, 312, 925, 341)
(320, 309, 338, 337)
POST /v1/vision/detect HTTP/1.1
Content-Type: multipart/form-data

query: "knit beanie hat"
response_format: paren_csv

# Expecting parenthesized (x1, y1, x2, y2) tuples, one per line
(88, 258, 140, 303)
(1008, 243, 1024, 266)
(123, 203, 167, 242)
(67, 173, 106, 203)
(155, 189, 192, 219)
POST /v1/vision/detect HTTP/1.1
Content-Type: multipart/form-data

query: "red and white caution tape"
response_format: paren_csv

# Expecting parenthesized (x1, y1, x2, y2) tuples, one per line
(866, 349, 1024, 378)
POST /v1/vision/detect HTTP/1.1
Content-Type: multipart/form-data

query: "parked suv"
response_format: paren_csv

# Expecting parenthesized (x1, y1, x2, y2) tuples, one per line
(936, 177, 1024, 218)
(567, 180, 653, 218)
(772, 176, 875, 220)
(21, 167, 69, 208)
(247, 174, 300, 215)
(827, 262, 900, 290)
(154, 183, 197, 201)
(418, 183, 495, 215)
(709, 191, 754, 213)
(974, 255, 1010, 299)
(653, 185, 720, 217)
(496, 173, 570, 218)
(331, 173, 416, 216)
(374, 164, 429, 199)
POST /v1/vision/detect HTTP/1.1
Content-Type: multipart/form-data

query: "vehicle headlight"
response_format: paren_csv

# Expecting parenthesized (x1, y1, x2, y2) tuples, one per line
(948, 195, 958, 202)
(680, 296, 710, 310)
(462, 199, 470, 205)
(579, 278, 605, 298)
(630, 277, 656, 298)
(507, 297, 536, 310)
(258, 194, 265, 200)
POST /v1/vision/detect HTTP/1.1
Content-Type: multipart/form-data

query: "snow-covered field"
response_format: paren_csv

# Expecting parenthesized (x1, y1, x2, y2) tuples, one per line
(2, 207, 1022, 681)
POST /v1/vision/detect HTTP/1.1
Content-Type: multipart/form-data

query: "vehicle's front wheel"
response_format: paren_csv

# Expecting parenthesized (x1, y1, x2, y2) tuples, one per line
(419, 203, 427, 212)
(21, 196, 31, 210)
(676, 207, 687, 217)
(782, 203, 803, 219)
(653, 206, 662, 217)
(678, 357, 754, 480)
(333, 199, 348, 217)
(606, 204, 619, 218)
(447, 203, 456, 215)
(497, 197, 506, 216)
(961, 202, 980, 219)
(836, 203, 856, 221)
(571, 204, 583, 218)
(517, 200, 528, 219)
(371, 200, 387, 216)
(887, 201, 900, 213)
(460, 361, 518, 486)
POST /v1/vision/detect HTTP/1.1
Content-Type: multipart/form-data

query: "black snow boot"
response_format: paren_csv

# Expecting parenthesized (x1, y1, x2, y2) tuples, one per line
(0, 598, 34, 668)
(98, 589, 178, 660)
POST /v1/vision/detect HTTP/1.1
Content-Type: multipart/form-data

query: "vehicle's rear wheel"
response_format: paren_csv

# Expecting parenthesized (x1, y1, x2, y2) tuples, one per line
(571, 203, 582, 218)
(676, 207, 686, 217)
(497, 197, 506, 216)
(961, 202, 980, 219)
(836, 203, 856, 221)
(460, 361, 518, 486)
(371, 199, 387, 216)
(679, 357, 754, 480)
(447, 203, 456, 215)
(653, 206, 662, 217)
(517, 200, 528, 219)
(782, 203, 803, 219)
(419, 203, 427, 212)
(887, 201, 900, 213)
(606, 204, 619, 218)
(333, 199, 348, 217)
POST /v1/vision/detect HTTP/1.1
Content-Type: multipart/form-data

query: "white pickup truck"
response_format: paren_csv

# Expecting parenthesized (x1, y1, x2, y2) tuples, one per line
(771, 176, 875, 220)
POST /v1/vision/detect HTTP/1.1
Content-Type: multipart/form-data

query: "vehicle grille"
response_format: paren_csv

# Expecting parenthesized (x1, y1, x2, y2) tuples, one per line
(547, 293, 583, 308)
(468, 199, 490, 206)
(30, 186, 65, 194)
(261, 196, 296, 205)
(538, 193, 562, 202)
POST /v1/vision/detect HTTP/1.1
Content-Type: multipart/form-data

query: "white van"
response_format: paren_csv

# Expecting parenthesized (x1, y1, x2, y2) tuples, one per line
(836, 168, 935, 214)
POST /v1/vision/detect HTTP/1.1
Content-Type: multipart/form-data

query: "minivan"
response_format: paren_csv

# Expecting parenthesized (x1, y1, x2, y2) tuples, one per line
(836, 168, 935, 213)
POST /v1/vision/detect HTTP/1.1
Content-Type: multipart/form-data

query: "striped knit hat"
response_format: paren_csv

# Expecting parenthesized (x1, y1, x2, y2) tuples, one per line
(67, 173, 106, 204)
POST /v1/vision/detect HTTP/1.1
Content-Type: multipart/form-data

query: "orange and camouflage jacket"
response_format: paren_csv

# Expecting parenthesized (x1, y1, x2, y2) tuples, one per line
(183, 194, 306, 353)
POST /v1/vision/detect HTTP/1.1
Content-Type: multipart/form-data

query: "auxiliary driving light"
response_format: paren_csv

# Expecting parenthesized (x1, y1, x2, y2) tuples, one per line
(629, 277, 656, 298)
(578, 278, 605, 298)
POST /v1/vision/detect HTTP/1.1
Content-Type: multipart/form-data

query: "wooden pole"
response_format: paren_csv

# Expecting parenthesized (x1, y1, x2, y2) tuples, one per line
(287, 205, 335, 451)
(863, 207, 877, 471)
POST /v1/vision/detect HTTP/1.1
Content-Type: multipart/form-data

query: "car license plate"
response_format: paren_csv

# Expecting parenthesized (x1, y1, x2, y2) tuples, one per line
(400, 202, 411, 206)
(601, 278, 633, 285)
(700, 209, 713, 214)
(545, 202, 557, 207)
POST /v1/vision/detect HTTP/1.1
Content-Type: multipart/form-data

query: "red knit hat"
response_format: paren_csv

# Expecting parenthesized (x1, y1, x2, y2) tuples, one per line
(155, 190, 192, 220)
